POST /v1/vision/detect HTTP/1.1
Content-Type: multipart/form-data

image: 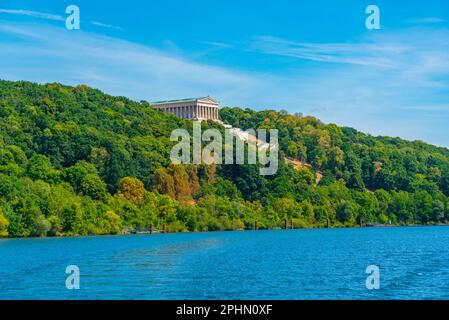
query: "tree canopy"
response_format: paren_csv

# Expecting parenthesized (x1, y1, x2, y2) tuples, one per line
(1, 80, 449, 237)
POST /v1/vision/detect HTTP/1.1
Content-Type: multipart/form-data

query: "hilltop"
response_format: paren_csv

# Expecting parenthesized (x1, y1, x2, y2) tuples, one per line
(1, 79, 449, 237)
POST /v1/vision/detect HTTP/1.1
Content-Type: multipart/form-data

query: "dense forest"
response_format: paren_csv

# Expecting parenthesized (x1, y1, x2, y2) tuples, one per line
(1, 80, 449, 238)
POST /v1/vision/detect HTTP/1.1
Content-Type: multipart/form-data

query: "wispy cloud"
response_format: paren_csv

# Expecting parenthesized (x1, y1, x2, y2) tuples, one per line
(250, 35, 413, 68)
(198, 41, 233, 49)
(0, 20, 449, 146)
(89, 21, 124, 31)
(0, 22, 258, 103)
(0, 9, 64, 21)
(0, 8, 123, 31)
(243, 29, 449, 145)
(410, 17, 445, 24)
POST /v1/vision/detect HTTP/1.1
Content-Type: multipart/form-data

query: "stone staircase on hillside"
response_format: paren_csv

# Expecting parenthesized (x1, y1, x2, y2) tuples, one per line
(214, 120, 322, 184)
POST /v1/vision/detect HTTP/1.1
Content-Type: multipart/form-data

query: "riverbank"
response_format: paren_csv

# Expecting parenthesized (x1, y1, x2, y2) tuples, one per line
(1, 222, 446, 240)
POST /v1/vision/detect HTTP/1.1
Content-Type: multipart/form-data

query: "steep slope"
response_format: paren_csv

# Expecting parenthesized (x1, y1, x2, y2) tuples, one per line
(1, 80, 449, 238)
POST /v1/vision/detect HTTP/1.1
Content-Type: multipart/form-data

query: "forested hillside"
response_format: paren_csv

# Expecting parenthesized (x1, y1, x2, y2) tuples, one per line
(1, 80, 449, 237)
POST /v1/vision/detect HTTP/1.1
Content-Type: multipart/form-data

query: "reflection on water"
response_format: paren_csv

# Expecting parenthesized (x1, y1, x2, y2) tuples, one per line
(1, 227, 449, 299)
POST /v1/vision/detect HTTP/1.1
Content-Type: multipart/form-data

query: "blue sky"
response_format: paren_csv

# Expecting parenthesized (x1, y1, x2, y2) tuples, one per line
(1, 1, 449, 146)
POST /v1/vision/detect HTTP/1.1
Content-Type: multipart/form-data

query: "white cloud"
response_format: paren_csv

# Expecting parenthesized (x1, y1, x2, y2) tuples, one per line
(410, 17, 445, 24)
(0, 21, 449, 146)
(0, 9, 64, 21)
(244, 29, 449, 145)
(250, 33, 449, 72)
(198, 41, 233, 49)
(0, 22, 260, 103)
(89, 21, 124, 31)
(0, 8, 122, 30)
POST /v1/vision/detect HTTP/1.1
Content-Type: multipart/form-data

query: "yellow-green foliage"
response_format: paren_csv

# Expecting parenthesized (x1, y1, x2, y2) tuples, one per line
(0, 208, 9, 237)
(1, 80, 449, 238)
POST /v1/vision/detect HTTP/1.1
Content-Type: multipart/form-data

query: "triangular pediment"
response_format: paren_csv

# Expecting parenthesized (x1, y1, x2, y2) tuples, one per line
(198, 96, 219, 105)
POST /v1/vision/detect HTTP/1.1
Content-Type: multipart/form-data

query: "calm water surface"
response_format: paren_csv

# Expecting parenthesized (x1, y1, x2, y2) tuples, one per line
(1, 226, 449, 299)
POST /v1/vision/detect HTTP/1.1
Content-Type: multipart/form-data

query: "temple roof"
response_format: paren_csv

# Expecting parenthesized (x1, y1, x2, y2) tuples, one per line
(151, 96, 219, 106)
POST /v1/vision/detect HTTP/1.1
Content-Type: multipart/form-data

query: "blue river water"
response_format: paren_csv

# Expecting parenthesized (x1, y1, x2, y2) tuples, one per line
(1, 226, 449, 299)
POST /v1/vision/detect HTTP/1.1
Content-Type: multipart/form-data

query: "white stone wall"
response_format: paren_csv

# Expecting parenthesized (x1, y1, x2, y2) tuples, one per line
(153, 101, 219, 120)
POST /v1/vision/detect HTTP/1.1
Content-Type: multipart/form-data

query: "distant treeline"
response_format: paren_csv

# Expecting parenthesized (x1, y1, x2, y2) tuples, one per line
(1, 80, 449, 237)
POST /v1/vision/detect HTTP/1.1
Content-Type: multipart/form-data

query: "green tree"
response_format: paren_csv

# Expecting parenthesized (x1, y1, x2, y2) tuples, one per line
(336, 201, 358, 224)
(80, 174, 108, 200)
(27, 154, 60, 183)
(31, 215, 51, 237)
(0, 208, 9, 237)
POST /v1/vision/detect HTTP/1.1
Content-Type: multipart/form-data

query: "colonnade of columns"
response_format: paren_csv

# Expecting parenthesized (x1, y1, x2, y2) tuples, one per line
(162, 105, 218, 120)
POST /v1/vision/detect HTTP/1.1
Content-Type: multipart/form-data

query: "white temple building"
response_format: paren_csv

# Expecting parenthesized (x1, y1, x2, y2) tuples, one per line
(151, 96, 219, 120)
(151, 96, 275, 151)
